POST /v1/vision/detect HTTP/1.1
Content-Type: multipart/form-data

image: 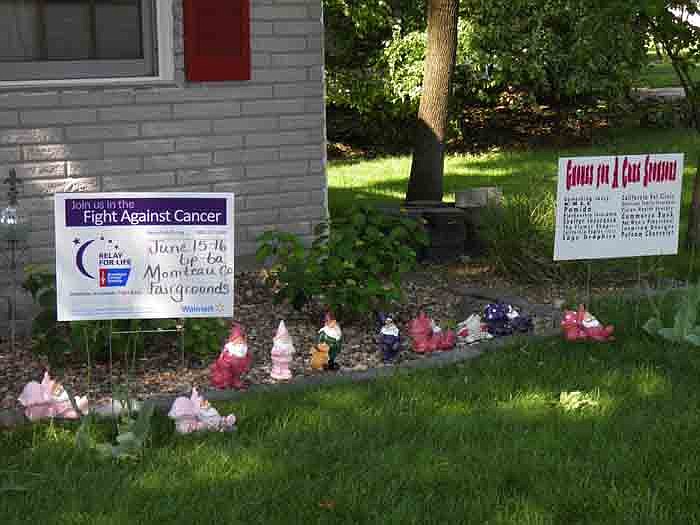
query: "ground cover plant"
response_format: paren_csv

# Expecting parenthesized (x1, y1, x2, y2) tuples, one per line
(3, 293, 700, 523)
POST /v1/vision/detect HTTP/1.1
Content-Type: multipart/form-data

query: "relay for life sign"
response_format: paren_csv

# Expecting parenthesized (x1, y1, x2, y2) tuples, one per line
(55, 192, 235, 321)
(554, 154, 684, 261)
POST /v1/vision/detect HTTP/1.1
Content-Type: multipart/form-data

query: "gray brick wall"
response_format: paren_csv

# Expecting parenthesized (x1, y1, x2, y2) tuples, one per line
(0, 0, 327, 332)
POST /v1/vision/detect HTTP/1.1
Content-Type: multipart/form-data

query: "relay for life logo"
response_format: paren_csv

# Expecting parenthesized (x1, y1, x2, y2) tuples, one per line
(73, 234, 132, 287)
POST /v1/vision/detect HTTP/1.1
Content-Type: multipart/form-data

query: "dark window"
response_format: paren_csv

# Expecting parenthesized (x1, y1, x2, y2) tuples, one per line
(0, 0, 156, 81)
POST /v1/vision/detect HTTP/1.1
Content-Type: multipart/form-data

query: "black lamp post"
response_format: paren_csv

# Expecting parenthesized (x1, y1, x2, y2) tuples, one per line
(1, 169, 28, 352)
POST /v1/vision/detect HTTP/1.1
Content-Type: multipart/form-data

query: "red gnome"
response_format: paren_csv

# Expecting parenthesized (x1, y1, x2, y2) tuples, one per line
(561, 305, 614, 342)
(210, 323, 252, 390)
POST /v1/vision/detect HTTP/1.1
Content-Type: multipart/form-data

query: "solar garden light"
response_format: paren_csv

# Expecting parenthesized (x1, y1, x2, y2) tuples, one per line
(1, 169, 29, 352)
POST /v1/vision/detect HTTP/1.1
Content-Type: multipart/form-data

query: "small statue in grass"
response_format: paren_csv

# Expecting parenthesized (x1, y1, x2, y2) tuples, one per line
(561, 305, 614, 342)
(377, 313, 401, 362)
(18, 371, 88, 421)
(408, 311, 456, 352)
(270, 320, 295, 380)
(168, 387, 236, 434)
(210, 323, 252, 390)
(311, 312, 342, 370)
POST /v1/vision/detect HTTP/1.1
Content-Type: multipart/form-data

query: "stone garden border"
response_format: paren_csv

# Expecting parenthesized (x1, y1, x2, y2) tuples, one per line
(0, 327, 560, 429)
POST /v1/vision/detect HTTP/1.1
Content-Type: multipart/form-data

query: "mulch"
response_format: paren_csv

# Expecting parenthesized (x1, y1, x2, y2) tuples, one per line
(0, 262, 568, 412)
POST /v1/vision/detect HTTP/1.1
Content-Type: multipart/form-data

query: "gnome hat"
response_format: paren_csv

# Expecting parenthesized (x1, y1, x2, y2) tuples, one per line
(228, 323, 246, 344)
(274, 320, 291, 343)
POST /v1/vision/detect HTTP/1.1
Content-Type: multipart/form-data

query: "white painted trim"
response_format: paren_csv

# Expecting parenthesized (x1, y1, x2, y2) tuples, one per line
(0, 0, 175, 90)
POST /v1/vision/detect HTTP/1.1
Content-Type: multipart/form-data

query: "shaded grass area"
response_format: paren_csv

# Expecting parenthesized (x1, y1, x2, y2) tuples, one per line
(3, 294, 700, 524)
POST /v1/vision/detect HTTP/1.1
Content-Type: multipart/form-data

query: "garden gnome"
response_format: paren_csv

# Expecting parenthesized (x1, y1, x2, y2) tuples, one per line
(18, 371, 88, 421)
(168, 387, 236, 434)
(270, 320, 295, 380)
(581, 306, 615, 341)
(210, 323, 252, 390)
(314, 312, 342, 370)
(408, 311, 433, 352)
(408, 311, 456, 352)
(377, 313, 401, 362)
(561, 308, 587, 341)
(561, 305, 614, 342)
(310, 342, 330, 370)
(457, 314, 494, 344)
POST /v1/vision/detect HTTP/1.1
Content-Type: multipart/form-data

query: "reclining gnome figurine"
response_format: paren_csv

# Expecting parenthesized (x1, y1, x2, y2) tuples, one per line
(270, 320, 295, 380)
(18, 371, 88, 421)
(561, 305, 615, 342)
(407, 311, 456, 353)
(210, 323, 252, 390)
(168, 387, 236, 434)
(311, 312, 342, 371)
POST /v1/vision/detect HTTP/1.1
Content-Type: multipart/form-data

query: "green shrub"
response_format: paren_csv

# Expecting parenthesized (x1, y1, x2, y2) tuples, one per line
(184, 317, 228, 358)
(23, 265, 227, 364)
(257, 204, 428, 318)
(643, 284, 700, 346)
(22, 264, 70, 365)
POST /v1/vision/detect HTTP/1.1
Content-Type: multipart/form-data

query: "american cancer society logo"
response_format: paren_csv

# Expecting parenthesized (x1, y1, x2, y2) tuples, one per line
(73, 234, 132, 287)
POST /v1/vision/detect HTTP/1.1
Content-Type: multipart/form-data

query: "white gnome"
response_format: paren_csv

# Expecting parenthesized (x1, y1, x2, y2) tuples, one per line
(270, 320, 295, 380)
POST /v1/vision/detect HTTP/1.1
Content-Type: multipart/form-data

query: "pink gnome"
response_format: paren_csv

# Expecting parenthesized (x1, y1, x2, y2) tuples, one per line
(168, 387, 236, 434)
(210, 323, 253, 390)
(561, 305, 614, 342)
(270, 320, 294, 381)
(18, 371, 88, 421)
(407, 311, 456, 353)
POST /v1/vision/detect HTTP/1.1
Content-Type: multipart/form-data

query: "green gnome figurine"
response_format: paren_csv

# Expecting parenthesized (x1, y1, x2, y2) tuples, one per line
(318, 311, 342, 370)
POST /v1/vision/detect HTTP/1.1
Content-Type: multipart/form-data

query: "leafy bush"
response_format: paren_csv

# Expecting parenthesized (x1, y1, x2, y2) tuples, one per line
(22, 265, 70, 365)
(184, 317, 228, 358)
(257, 204, 428, 318)
(325, 0, 648, 148)
(461, 0, 648, 104)
(23, 266, 227, 364)
(643, 284, 700, 346)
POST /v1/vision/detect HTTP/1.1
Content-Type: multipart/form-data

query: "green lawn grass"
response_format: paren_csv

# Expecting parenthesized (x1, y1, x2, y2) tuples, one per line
(3, 294, 700, 524)
(635, 58, 700, 89)
(328, 127, 699, 215)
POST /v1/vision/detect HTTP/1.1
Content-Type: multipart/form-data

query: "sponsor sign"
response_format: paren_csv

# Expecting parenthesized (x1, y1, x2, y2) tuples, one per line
(554, 154, 684, 261)
(55, 192, 234, 321)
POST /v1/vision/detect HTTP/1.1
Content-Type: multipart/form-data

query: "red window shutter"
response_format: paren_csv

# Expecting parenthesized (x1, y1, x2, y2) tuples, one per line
(183, 0, 251, 81)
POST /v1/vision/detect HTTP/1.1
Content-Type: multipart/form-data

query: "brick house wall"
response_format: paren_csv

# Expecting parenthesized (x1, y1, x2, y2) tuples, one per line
(0, 0, 327, 332)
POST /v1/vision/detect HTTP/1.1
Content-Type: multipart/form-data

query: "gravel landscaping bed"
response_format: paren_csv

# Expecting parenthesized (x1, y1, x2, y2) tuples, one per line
(0, 262, 570, 412)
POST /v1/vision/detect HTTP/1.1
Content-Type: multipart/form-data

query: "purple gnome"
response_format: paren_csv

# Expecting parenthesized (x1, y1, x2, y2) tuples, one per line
(377, 313, 401, 362)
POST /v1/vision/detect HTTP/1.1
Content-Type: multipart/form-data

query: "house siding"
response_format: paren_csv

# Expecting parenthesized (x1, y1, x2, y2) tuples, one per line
(0, 0, 327, 331)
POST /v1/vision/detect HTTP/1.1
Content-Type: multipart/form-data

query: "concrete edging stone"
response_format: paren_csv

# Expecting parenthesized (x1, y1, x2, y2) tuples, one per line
(0, 327, 560, 429)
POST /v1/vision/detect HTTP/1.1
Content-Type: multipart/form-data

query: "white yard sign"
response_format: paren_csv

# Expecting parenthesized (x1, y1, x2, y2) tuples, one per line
(55, 192, 235, 321)
(554, 154, 684, 261)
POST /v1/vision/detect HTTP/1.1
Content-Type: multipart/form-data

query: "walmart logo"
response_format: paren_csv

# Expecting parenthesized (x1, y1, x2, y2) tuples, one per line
(181, 304, 215, 314)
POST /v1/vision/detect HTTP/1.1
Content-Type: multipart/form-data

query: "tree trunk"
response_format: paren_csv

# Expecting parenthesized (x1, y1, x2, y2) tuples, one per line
(687, 152, 700, 248)
(406, 0, 459, 203)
